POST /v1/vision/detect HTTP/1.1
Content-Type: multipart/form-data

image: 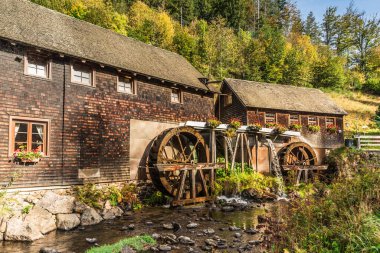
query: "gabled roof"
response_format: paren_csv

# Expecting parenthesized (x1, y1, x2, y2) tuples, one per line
(0, 0, 208, 91)
(224, 78, 347, 115)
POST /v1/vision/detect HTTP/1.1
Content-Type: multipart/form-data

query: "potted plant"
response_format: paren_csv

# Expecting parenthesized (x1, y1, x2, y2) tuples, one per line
(326, 124, 338, 134)
(308, 125, 321, 133)
(274, 125, 288, 134)
(289, 123, 302, 132)
(229, 118, 241, 130)
(207, 117, 222, 129)
(248, 123, 262, 131)
(265, 123, 278, 129)
(14, 146, 43, 163)
(225, 128, 237, 138)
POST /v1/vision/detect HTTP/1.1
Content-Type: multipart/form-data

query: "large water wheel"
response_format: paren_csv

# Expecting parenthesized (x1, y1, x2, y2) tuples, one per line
(280, 142, 320, 184)
(149, 127, 213, 205)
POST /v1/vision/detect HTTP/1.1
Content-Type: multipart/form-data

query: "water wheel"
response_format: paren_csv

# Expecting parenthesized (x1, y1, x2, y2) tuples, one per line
(149, 127, 212, 205)
(280, 142, 318, 184)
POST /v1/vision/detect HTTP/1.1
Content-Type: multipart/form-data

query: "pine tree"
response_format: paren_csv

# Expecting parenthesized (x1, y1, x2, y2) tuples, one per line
(304, 12, 321, 43)
(322, 6, 339, 47)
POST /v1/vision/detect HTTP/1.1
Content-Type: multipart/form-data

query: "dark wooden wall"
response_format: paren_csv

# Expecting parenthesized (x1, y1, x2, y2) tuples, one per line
(0, 40, 214, 188)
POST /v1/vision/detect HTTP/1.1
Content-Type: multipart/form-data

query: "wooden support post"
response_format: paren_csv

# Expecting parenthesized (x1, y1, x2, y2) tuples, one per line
(224, 137, 228, 172)
(255, 135, 259, 172)
(231, 134, 240, 172)
(244, 134, 253, 169)
(191, 169, 196, 199)
(241, 133, 244, 173)
(176, 170, 187, 201)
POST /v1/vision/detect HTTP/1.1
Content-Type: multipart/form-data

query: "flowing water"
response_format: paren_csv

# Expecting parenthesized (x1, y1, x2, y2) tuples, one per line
(0, 204, 271, 253)
(266, 139, 286, 198)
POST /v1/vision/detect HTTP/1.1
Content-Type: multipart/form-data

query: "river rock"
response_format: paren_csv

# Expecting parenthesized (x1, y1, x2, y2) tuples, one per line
(152, 233, 161, 240)
(162, 223, 174, 230)
(56, 213, 80, 230)
(221, 206, 234, 212)
(205, 238, 217, 247)
(25, 205, 56, 234)
(102, 206, 123, 220)
(158, 244, 171, 251)
(39, 247, 59, 253)
(234, 232, 242, 238)
(81, 207, 103, 226)
(245, 228, 259, 234)
(5, 215, 43, 241)
(186, 222, 198, 228)
(86, 238, 97, 243)
(121, 246, 136, 253)
(178, 236, 195, 245)
(36, 191, 75, 214)
(229, 225, 241, 231)
(203, 228, 215, 235)
(172, 222, 181, 232)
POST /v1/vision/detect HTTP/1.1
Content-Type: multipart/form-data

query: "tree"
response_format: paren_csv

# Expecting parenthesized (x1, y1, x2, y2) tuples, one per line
(322, 6, 339, 47)
(312, 47, 346, 88)
(351, 16, 380, 75)
(304, 12, 321, 43)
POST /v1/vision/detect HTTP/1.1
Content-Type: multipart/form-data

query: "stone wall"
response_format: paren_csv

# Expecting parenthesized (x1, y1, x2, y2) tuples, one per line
(0, 39, 214, 188)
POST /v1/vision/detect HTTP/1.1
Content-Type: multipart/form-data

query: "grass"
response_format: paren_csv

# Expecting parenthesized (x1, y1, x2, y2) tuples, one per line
(86, 235, 156, 253)
(326, 90, 380, 135)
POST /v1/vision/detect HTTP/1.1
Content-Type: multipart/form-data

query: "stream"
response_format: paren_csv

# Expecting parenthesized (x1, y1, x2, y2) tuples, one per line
(0, 203, 273, 253)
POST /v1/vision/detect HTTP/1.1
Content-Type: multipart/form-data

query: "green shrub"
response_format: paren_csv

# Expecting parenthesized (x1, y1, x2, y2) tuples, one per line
(143, 191, 169, 206)
(21, 204, 33, 214)
(74, 183, 104, 209)
(308, 125, 320, 133)
(215, 169, 279, 196)
(105, 185, 123, 207)
(275, 168, 380, 252)
(86, 235, 156, 253)
(364, 78, 380, 95)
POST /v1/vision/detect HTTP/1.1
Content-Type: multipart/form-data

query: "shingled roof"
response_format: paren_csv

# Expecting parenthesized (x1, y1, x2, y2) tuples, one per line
(224, 78, 347, 115)
(0, 0, 208, 91)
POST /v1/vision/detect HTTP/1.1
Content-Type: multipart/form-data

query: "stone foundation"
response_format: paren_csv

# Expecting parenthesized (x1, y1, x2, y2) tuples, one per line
(0, 182, 156, 242)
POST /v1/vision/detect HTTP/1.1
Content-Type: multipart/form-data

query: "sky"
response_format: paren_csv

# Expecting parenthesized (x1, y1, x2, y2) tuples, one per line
(296, 0, 380, 22)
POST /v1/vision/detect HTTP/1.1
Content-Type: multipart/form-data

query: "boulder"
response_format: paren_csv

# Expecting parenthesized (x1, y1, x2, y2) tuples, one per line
(5, 215, 43, 241)
(56, 213, 80, 230)
(25, 205, 56, 234)
(81, 207, 103, 226)
(74, 201, 88, 214)
(0, 217, 7, 241)
(121, 246, 136, 253)
(36, 191, 75, 214)
(40, 247, 59, 253)
(101, 206, 123, 220)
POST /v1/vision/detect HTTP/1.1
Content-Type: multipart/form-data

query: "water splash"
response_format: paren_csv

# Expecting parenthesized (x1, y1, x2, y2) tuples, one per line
(266, 139, 287, 199)
(217, 195, 248, 205)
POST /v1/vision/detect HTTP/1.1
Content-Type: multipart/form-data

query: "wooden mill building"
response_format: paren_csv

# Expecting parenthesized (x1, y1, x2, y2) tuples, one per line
(217, 78, 347, 173)
(0, 0, 214, 188)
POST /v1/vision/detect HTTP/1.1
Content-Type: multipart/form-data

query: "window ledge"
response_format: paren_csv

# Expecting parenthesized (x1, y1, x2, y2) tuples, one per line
(70, 81, 96, 88)
(24, 73, 51, 81)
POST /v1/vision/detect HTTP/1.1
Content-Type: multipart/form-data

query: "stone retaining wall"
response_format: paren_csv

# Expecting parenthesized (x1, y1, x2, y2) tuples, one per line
(0, 183, 148, 242)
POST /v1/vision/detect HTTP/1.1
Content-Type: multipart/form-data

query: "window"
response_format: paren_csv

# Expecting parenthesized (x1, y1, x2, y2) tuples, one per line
(326, 117, 335, 126)
(308, 116, 318, 125)
(290, 114, 299, 124)
(71, 63, 93, 86)
(25, 54, 50, 78)
(171, 88, 182, 103)
(265, 113, 276, 123)
(224, 94, 232, 107)
(117, 76, 135, 94)
(10, 118, 48, 156)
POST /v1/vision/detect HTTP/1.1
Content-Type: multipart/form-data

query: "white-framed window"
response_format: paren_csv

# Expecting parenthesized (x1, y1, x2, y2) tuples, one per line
(326, 117, 335, 126)
(171, 88, 182, 103)
(117, 76, 135, 94)
(308, 116, 318, 125)
(71, 63, 93, 86)
(25, 54, 50, 78)
(265, 113, 276, 124)
(289, 114, 300, 124)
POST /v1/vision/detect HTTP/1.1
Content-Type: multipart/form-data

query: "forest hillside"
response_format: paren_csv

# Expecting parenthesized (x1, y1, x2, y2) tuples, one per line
(31, 0, 380, 133)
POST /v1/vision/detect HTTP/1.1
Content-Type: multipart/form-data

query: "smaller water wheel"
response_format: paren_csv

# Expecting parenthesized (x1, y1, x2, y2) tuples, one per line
(149, 127, 213, 205)
(280, 142, 319, 184)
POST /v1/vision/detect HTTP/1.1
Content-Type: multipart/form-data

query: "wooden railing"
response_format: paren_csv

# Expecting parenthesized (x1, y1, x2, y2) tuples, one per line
(355, 135, 380, 152)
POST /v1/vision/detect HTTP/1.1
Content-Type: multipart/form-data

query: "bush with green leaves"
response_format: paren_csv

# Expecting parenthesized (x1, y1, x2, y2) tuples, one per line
(274, 168, 380, 253)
